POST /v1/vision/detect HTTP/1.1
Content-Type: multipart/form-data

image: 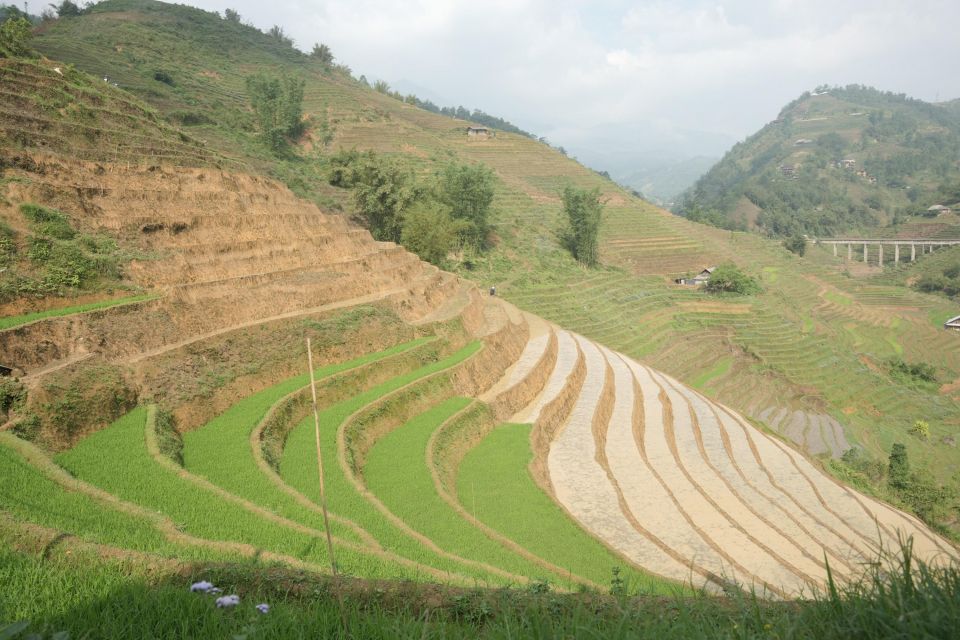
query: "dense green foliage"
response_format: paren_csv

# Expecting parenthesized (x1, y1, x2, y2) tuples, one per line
(310, 42, 333, 65)
(327, 151, 493, 264)
(0, 16, 31, 57)
(0, 378, 25, 422)
(0, 203, 129, 303)
(887, 358, 937, 384)
(703, 263, 761, 295)
(914, 261, 960, 298)
(436, 162, 495, 249)
(559, 186, 603, 266)
(400, 201, 467, 266)
(831, 445, 958, 537)
(680, 85, 960, 236)
(245, 73, 305, 153)
(784, 234, 807, 256)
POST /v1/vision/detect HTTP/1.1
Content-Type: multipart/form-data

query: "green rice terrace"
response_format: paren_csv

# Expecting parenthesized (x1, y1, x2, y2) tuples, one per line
(1, 1, 960, 637)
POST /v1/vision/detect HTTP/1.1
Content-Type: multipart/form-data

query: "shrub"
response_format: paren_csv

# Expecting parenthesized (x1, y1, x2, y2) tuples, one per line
(20, 203, 76, 240)
(0, 377, 25, 422)
(0, 220, 15, 267)
(909, 419, 930, 441)
(888, 358, 937, 383)
(153, 69, 175, 86)
(704, 263, 760, 295)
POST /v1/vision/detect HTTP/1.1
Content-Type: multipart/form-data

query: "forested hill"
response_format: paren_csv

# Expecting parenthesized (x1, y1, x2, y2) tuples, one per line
(679, 85, 960, 237)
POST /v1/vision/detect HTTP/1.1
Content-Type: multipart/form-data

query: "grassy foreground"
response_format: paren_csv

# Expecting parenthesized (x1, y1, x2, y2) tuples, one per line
(1, 539, 958, 639)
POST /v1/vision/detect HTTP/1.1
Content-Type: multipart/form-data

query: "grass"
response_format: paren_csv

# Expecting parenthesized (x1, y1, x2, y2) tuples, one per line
(364, 399, 562, 585)
(457, 423, 677, 594)
(2, 537, 959, 639)
(55, 407, 414, 580)
(280, 342, 509, 584)
(182, 338, 431, 538)
(689, 357, 733, 390)
(0, 432, 222, 561)
(0, 293, 157, 330)
(823, 290, 853, 306)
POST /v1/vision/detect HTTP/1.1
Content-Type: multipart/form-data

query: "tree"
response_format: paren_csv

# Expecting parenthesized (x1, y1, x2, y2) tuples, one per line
(49, 1, 81, 17)
(245, 73, 305, 153)
(704, 263, 761, 295)
(268, 25, 293, 47)
(223, 8, 241, 22)
(373, 79, 390, 94)
(559, 186, 603, 266)
(351, 155, 419, 243)
(784, 234, 806, 256)
(436, 162, 494, 249)
(310, 43, 333, 66)
(400, 201, 466, 266)
(888, 443, 910, 491)
(0, 16, 31, 57)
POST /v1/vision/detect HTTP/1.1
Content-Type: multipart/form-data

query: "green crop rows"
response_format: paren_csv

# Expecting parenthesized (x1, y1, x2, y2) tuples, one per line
(457, 423, 677, 594)
(364, 399, 562, 585)
(56, 407, 412, 579)
(0, 294, 158, 331)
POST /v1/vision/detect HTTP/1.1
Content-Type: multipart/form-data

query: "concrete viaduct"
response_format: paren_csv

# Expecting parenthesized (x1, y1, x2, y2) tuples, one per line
(816, 238, 960, 267)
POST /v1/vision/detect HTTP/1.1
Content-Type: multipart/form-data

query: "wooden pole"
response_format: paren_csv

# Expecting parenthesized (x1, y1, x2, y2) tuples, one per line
(307, 337, 338, 577)
(307, 338, 349, 635)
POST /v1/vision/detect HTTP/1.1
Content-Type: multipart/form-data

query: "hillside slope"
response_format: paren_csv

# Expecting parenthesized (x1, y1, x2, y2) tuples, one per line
(19, 1, 960, 534)
(681, 86, 960, 236)
(0, 0, 956, 603)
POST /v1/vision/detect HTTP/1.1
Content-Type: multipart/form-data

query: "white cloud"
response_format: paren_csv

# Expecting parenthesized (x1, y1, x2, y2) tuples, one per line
(180, 1, 960, 169)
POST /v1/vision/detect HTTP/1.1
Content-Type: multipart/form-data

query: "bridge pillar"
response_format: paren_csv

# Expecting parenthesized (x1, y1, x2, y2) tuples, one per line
(848, 243, 852, 260)
(878, 243, 884, 267)
(833, 243, 837, 257)
(911, 244, 916, 261)
(863, 243, 868, 262)
(894, 243, 900, 264)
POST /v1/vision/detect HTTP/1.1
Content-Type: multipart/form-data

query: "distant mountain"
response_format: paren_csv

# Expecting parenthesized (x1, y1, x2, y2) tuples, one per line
(616, 155, 717, 205)
(679, 85, 960, 236)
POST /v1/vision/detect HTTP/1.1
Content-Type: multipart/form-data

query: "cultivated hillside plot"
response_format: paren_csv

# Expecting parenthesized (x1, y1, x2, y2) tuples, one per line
(498, 322, 956, 596)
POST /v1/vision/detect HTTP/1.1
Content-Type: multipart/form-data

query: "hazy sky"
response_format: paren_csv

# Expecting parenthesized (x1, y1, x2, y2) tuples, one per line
(182, 1, 960, 173)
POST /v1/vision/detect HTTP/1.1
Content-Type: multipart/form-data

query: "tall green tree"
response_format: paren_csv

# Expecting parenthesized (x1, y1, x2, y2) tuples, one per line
(704, 263, 761, 295)
(245, 73, 305, 153)
(400, 201, 466, 266)
(436, 162, 494, 249)
(888, 443, 911, 491)
(351, 155, 419, 243)
(559, 186, 603, 266)
(310, 43, 333, 66)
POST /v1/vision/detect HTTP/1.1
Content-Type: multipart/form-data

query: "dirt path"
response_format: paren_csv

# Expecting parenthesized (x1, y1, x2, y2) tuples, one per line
(123, 289, 411, 365)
